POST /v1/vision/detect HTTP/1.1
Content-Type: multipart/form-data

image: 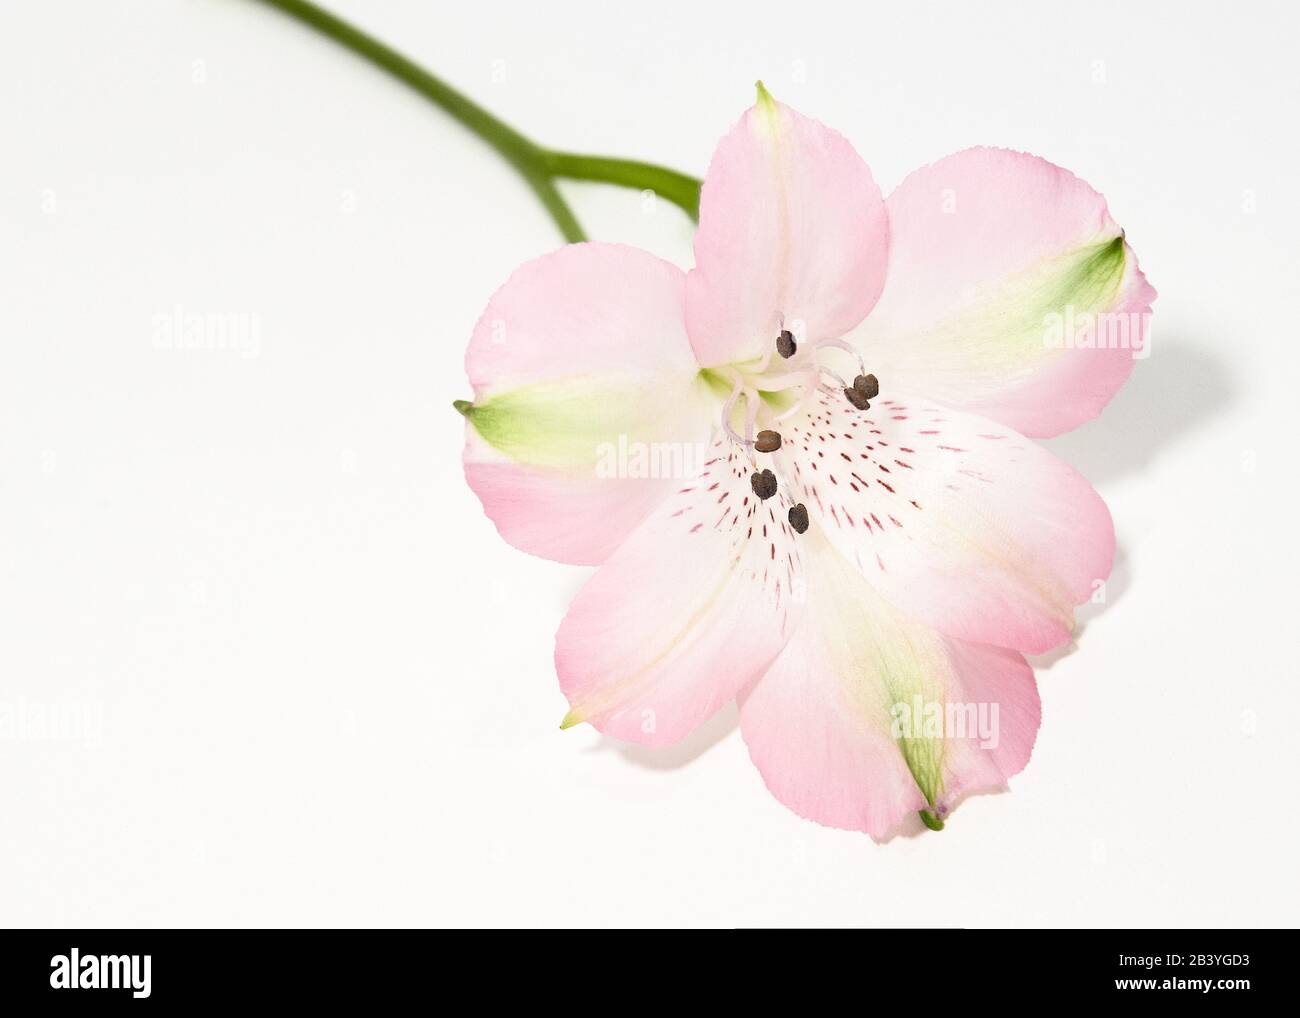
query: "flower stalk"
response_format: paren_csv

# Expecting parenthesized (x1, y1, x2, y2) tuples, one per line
(258, 0, 702, 241)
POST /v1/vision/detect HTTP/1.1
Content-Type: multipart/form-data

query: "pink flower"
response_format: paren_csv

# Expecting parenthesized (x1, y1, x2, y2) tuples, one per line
(457, 88, 1155, 838)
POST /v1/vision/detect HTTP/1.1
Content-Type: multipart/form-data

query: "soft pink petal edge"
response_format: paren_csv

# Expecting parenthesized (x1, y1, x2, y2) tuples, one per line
(855, 146, 1156, 439)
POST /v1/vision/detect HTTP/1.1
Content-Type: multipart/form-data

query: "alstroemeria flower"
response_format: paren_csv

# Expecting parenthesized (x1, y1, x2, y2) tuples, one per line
(457, 90, 1154, 838)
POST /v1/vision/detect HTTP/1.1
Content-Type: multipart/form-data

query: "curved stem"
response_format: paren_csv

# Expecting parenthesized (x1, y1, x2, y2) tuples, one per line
(257, 0, 701, 241)
(543, 152, 701, 220)
(521, 170, 587, 244)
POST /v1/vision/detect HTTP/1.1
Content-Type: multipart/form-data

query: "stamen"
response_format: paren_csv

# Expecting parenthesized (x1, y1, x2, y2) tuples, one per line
(776, 371, 824, 422)
(812, 338, 867, 378)
(714, 333, 875, 540)
(818, 365, 849, 389)
(754, 430, 782, 453)
(853, 373, 879, 399)
(720, 373, 752, 449)
(844, 386, 872, 410)
(750, 469, 778, 500)
(743, 386, 761, 446)
(844, 372, 879, 410)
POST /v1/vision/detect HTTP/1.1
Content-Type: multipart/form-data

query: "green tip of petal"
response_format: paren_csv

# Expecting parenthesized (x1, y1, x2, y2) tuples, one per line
(754, 79, 776, 109)
(452, 399, 474, 417)
(559, 709, 583, 731)
(919, 809, 946, 832)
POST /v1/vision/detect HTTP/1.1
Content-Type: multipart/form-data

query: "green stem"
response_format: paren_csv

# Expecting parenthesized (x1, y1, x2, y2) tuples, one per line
(257, 0, 701, 241)
(543, 152, 701, 221)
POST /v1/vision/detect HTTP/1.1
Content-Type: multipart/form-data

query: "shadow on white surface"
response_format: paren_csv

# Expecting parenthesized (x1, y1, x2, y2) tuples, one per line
(1035, 338, 1234, 667)
(1044, 340, 1234, 486)
(588, 700, 741, 770)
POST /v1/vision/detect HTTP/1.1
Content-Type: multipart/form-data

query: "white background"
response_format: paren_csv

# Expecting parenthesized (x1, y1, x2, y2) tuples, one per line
(2, 0, 1297, 928)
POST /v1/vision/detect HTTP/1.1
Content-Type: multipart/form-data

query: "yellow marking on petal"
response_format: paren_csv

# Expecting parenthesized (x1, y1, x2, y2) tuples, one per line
(807, 531, 952, 806)
(467, 374, 714, 471)
(910, 234, 1129, 383)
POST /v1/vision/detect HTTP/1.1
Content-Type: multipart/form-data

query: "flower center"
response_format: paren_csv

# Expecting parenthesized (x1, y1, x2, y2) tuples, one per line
(720, 330, 880, 537)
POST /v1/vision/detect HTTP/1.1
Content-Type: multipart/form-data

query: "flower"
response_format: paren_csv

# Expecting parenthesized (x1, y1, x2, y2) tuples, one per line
(456, 87, 1154, 838)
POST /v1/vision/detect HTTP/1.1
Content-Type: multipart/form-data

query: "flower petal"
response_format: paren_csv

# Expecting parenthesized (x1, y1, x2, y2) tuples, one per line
(556, 435, 804, 746)
(685, 91, 890, 368)
(739, 531, 1040, 838)
(462, 243, 716, 565)
(852, 147, 1156, 438)
(776, 391, 1113, 654)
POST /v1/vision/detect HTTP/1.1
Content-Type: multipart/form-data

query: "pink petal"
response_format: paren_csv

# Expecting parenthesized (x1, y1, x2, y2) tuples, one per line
(555, 435, 804, 746)
(776, 391, 1114, 654)
(740, 534, 1040, 838)
(462, 243, 716, 565)
(685, 93, 890, 368)
(852, 147, 1156, 438)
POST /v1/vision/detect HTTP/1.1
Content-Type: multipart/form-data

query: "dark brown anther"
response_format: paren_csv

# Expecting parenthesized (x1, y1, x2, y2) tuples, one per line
(754, 430, 782, 453)
(776, 329, 797, 359)
(788, 503, 810, 534)
(844, 386, 872, 410)
(750, 469, 778, 500)
(852, 373, 879, 400)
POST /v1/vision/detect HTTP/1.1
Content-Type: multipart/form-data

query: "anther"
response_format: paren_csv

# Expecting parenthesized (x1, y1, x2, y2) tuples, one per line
(788, 503, 809, 534)
(754, 430, 782, 453)
(852, 373, 879, 400)
(750, 469, 778, 500)
(844, 386, 872, 410)
(776, 329, 797, 359)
